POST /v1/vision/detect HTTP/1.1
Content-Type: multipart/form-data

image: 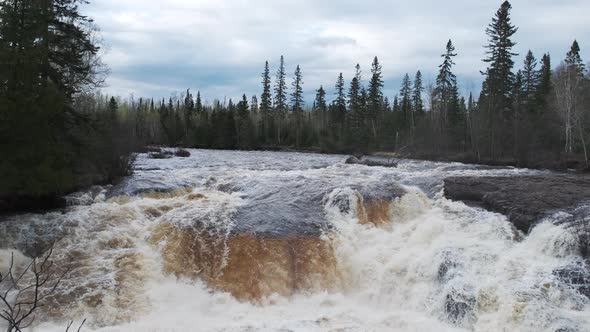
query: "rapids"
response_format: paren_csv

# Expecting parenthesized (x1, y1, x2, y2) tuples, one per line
(1, 149, 589, 331)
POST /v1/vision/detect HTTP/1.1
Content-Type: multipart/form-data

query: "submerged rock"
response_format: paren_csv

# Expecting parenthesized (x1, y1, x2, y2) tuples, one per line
(444, 289, 476, 325)
(553, 261, 590, 299)
(444, 175, 590, 233)
(345, 155, 400, 167)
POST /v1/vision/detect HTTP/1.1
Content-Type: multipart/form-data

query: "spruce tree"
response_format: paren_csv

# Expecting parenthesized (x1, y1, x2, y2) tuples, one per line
(565, 40, 585, 77)
(480, 0, 518, 159)
(435, 40, 459, 123)
(412, 71, 425, 116)
(314, 85, 327, 129)
(236, 94, 252, 149)
(108, 96, 118, 118)
(535, 54, 552, 110)
(522, 50, 539, 112)
(333, 73, 347, 139)
(195, 91, 203, 114)
(400, 73, 413, 130)
(348, 64, 362, 113)
(367, 56, 384, 130)
(274, 56, 288, 116)
(291, 65, 304, 146)
(260, 61, 272, 142)
(274, 56, 288, 143)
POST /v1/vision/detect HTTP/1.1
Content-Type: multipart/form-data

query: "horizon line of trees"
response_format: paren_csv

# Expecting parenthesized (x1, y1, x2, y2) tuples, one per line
(2, 0, 590, 206)
(105, 1, 590, 169)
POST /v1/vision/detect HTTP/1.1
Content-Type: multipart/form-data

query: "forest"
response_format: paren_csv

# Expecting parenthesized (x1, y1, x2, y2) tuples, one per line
(1, 0, 589, 208)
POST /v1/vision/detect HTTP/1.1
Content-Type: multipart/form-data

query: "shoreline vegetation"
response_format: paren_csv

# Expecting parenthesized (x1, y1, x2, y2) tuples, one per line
(2, 1, 590, 213)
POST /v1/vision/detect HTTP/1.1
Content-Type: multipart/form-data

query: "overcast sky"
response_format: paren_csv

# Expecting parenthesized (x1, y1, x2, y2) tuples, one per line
(87, 0, 589, 104)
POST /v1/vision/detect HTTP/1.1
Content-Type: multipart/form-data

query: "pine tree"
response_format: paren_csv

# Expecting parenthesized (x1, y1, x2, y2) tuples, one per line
(348, 64, 362, 114)
(274, 56, 288, 143)
(535, 53, 552, 110)
(314, 85, 327, 129)
(183, 88, 194, 141)
(480, 0, 518, 159)
(367, 56, 384, 129)
(251, 95, 258, 114)
(565, 40, 585, 77)
(195, 91, 203, 113)
(291, 65, 304, 146)
(108, 96, 118, 118)
(392, 95, 400, 113)
(400, 73, 413, 130)
(260, 61, 272, 142)
(435, 40, 459, 124)
(236, 94, 252, 149)
(333, 73, 347, 139)
(522, 50, 539, 112)
(274, 56, 288, 116)
(335, 73, 346, 111)
(412, 70, 425, 116)
(482, 1, 518, 109)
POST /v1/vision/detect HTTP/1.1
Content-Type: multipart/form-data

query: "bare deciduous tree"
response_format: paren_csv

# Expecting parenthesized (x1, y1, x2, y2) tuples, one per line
(0, 247, 78, 332)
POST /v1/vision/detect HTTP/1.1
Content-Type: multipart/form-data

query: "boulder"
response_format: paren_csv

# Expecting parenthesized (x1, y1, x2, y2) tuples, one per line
(345, 155, 399, 167)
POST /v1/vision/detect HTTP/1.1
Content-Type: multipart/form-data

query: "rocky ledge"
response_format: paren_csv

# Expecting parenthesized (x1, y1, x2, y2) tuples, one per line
(444, 174, 590, 233)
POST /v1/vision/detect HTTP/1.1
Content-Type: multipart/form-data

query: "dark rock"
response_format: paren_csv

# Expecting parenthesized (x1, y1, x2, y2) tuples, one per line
(444, 175, 590, 233)
(438, 251, 461, 282)
(553, 261, 590, 299)
(174, 148, 191, 157)
(0, 195, 66, 214)
(148, 151, 173, 159)
(345, 155, 399, 168)
(444, 290, 476, 324)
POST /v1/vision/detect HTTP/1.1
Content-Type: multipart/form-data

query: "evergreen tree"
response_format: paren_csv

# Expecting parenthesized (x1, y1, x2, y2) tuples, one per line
(535, 53, 552, 110)
(367, 56, 384, 134)
(412, 70, 425, 116)
(195, 91, 203, 113)
(314, 85, 327, 129)
(333, 72, 347, 140)
(348, 64, 362, 113)
(435, 40, 459, 124)
(108, 96, 118, 119)
(392, 95, 400, 113)
(183, 88, 194, 142)
(400, 73, 413, 130)
(335, 73, 346, 111)
(291, 65, 304, 146)
(251, 95, 259, 114)
(480, 0, 518, 159)
(274, 56, 288, 143)
(565, 40, 585, 76)
(274, 56, 288, 115)
(236, 94, 253, 149)
(522, 50, 539, 112)
(347, 64, 365, 150)
(260, 61, 272, 142)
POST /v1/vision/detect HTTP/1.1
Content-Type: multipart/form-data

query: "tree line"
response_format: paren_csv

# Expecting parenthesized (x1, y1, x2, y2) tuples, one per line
(113, 1, 590, 169)
(1, 0, 589, 207)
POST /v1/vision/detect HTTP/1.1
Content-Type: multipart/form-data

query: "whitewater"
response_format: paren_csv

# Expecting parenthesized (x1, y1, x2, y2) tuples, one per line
(1, 149, 589, 332)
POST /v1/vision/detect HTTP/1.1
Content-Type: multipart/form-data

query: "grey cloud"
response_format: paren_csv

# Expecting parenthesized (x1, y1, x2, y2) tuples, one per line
(309, 36, 357, 47)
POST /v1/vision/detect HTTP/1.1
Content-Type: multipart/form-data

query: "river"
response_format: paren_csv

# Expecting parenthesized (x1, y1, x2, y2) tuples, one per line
(1, 149, 589, 331)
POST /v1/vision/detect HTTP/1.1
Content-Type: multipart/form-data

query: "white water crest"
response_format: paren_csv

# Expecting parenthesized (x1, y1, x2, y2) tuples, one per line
(1, 149, 588, 332)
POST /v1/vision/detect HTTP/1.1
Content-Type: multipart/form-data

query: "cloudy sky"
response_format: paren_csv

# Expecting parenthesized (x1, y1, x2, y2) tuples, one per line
(86, 0, 589, 104)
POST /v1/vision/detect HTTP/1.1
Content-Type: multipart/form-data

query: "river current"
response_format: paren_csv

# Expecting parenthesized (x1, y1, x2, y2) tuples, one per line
(1, 149, 589, 331)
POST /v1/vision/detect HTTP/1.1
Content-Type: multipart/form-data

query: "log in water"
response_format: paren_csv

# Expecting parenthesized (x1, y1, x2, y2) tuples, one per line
(0, 149, 589, 331)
